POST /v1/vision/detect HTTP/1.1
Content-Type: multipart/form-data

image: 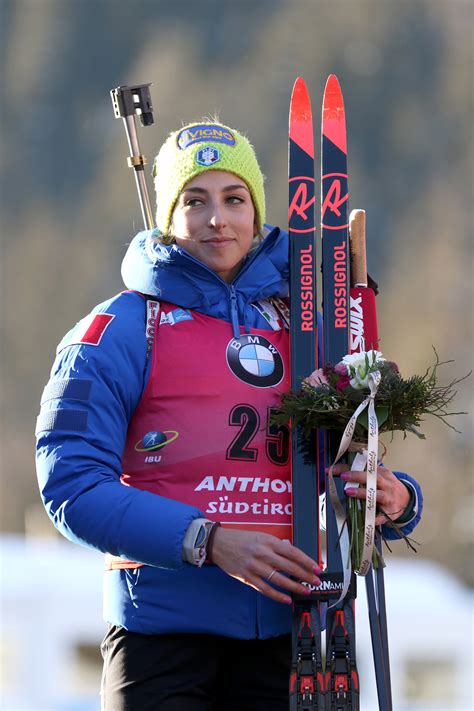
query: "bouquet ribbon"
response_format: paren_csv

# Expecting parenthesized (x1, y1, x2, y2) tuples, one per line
(327, 371, 380, 602)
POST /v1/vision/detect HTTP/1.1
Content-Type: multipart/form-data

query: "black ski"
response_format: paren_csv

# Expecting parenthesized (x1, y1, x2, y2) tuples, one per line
(321, 74, 360, 710)
(288, 76, 325, 711)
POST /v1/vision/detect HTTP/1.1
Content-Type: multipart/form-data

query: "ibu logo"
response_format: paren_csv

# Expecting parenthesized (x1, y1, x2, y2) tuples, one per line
(196, 146, 221, 167)
(134, 430, 179, 453)
(226, 335, 284, 388)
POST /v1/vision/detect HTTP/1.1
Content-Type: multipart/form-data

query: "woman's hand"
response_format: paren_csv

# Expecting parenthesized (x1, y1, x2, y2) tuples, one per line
(331, 463, 410, 525)
(209, 528, 322, 605)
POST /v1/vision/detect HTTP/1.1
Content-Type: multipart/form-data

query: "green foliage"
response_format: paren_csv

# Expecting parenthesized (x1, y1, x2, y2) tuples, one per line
(272, 352, 469, 440)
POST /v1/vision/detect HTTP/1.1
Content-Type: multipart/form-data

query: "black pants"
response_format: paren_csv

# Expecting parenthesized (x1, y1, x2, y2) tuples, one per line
(101, 625, 291, 711)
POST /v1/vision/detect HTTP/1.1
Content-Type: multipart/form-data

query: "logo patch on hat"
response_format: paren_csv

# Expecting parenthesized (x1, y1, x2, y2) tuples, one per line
(196, 146, 221, 167)
(177, 124, 236, 150)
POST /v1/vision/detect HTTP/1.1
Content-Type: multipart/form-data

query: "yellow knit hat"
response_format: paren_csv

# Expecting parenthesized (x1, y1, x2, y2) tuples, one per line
(153, 121, 265, 234)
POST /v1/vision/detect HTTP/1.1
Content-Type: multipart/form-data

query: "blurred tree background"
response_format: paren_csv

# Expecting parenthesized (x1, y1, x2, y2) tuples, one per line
(1, 0, 472, 587)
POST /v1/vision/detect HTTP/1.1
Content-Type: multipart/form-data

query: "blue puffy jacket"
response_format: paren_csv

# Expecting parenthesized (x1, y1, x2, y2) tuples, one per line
(35, 226, 422, 638)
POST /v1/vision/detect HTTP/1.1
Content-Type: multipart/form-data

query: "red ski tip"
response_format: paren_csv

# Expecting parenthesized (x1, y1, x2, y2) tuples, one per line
(289, 77, 314, 157)
(324, 73, 340, 92)
(322, 73, 347, 155)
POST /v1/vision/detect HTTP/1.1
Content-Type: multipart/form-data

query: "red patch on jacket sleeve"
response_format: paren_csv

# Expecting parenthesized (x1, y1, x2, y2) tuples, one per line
(78, 313, 115, 345)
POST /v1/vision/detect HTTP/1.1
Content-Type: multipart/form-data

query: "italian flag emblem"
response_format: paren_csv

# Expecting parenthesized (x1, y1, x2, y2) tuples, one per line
(58, 312, 115, 352)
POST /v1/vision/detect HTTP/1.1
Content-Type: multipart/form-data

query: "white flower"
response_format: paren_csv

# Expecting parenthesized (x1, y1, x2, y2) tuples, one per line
(342, 350, 385, 390)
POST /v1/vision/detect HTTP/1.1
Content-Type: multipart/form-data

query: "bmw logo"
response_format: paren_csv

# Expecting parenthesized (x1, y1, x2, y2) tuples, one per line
(226, 335, 284, 387)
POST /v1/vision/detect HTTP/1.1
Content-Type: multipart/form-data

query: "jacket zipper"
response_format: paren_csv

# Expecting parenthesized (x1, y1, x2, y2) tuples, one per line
(178, 242, 274, 340)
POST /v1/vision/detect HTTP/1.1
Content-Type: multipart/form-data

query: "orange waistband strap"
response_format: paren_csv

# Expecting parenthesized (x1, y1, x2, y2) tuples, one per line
(104, 554, 145, 571)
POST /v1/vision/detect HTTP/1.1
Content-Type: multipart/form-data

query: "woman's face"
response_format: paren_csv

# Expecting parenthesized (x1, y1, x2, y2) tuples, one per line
(170, 170, 257, 283)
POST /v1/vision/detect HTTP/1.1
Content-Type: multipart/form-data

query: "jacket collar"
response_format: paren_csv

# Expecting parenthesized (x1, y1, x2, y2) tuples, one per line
(121, 226, 289, 336)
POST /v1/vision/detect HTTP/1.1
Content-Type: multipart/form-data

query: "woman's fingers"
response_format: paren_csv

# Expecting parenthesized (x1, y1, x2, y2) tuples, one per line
(330, 463, 350, 475)
(249, 536, 321, 583)
(246, 563, 319, 603)
(246, 538, 322, 592)
(246, 574, 294, 605)
(210, 528, 322, 604)
(336, 464, 409, 520)
(256, 571, 314, 603)
(271, 551, 321, 587)
(273, 538, 321, 575)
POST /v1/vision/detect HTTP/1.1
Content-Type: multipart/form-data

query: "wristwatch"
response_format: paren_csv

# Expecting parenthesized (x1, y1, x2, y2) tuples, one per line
(182, 518, 220, 567)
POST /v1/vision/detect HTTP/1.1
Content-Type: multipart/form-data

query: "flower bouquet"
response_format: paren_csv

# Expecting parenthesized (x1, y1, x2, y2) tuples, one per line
(273, 349, 467, 572)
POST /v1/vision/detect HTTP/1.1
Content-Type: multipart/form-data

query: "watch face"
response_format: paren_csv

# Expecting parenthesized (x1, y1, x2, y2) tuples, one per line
(194, 523, 211, 548)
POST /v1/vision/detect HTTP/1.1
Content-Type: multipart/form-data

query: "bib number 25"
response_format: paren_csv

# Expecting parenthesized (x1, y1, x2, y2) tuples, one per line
(226, 405, 289, 466)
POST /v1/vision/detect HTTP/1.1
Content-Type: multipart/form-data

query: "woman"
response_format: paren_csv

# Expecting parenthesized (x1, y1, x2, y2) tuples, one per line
(36, 121, 422, 710)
